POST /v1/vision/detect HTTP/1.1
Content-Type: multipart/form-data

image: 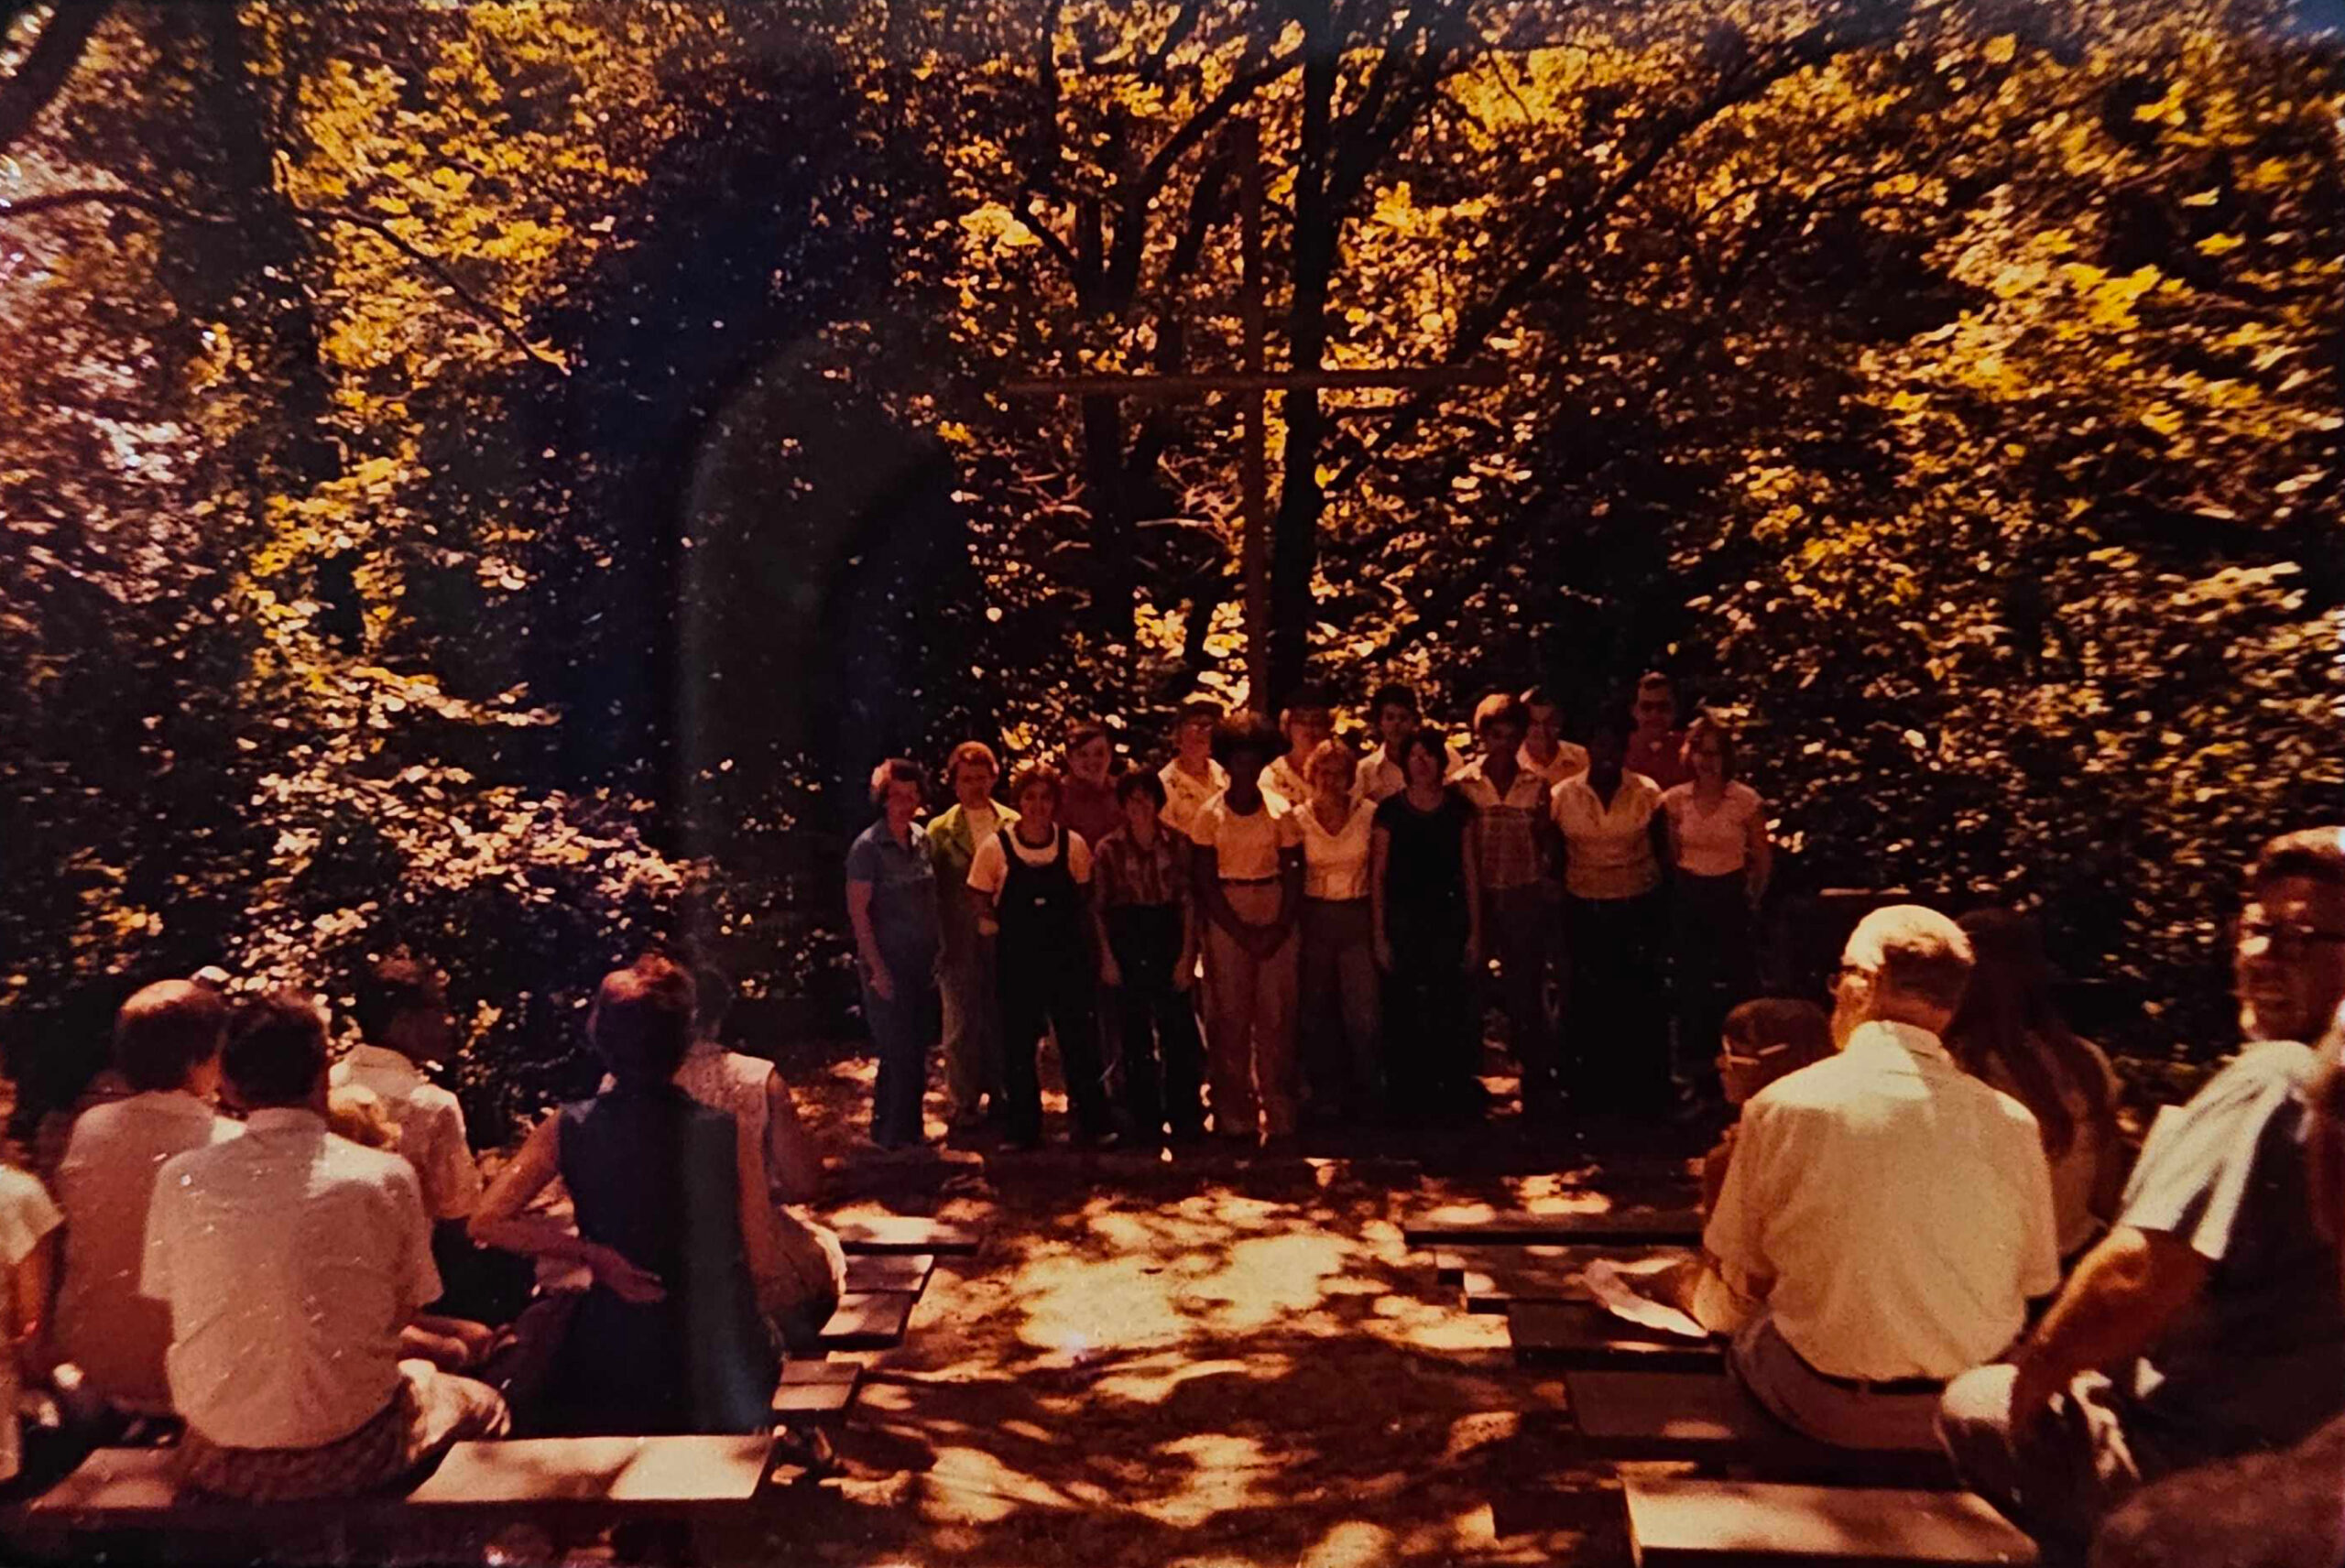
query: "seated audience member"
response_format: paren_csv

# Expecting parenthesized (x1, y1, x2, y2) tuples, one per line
(471, 957, 776, 1435)
(28, 989, 137, 1185)
(1595, 998, 1835, 1340)
(1517, 686, 1590, 788)
(1157, 701, 1228, 842)
(968, 762, 1117, 1150)
(333, 958, 501, 1316)
(1706, 906, 2059, 1451)
(1699, 998, 1835, 1213)
(0, 1151, 60, 1486)
(1094, 771, 1208, 1146)
(324, 1086, 499, 1376)
(1947, 909, 2125, 1261)
(1357, 682, 1464, 803)
(54, 980, 240, 1418)
(1940, 829, 2345, 1557)
(1624, 670, 1691, 790)
(664, 963, 845, 1351)
(143, 990, 508, 1501)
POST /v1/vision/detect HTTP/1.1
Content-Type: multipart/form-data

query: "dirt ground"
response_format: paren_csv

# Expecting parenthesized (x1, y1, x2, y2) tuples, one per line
(718, 1042, 1714, 1568)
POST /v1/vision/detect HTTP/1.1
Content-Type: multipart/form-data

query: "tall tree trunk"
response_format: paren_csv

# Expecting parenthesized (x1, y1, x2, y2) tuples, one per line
(1270, 15, 1341, 709)
(191, 3, 339, 496)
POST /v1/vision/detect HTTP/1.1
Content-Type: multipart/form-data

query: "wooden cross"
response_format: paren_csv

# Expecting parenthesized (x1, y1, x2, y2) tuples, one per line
(1005, 119, 1502, 713)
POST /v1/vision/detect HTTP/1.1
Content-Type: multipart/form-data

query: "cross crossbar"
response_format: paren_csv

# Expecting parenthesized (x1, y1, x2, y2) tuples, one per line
(1002, 365, 1504, 399)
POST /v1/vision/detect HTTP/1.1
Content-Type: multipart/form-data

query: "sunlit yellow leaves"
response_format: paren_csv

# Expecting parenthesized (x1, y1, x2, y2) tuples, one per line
(960, 201, 1040, 249)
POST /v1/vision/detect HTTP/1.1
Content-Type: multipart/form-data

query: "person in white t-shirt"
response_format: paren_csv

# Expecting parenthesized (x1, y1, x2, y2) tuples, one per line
(1190, 714, 1306, 1146)
(1552, 707, 1671, 1115)
(1660, 713, 1772, 1107)
(1157, 701, 1229, 841)
(1518, 685, 1590, 788)
(1295, 737, 1380, 1125)
(1706, 907, 2059, 1452)
(967, 764, 1116, 1151)
(1356, 681, 1465, 803)
(1262, 687, 1335, 809)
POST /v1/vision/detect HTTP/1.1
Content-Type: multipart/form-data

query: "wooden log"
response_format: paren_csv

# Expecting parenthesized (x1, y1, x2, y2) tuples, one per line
(834, 1217, 980, 1256)
(1563, 1370, 1955, 1486)
(1404, 1209, 1703, 1247)
(815, 1290, 919, 1350)
(844, 1251, 936, 1295)
(409, 1435, 773, 1510)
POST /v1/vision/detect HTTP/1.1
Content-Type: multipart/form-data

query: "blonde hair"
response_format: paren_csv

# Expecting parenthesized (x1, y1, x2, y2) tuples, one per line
(326, 1083, 400, 1151)
(1304, 736, 1357, 791)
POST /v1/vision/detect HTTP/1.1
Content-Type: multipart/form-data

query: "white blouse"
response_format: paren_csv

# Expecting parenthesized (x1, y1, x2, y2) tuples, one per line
(1297, 798, 1377, 900)
(1663, 781, 1764, 877)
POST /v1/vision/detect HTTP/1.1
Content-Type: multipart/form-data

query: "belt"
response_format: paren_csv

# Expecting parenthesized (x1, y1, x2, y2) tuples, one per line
(1219, 875, 1281, 886)
(1790, 1341, 1945, 1397)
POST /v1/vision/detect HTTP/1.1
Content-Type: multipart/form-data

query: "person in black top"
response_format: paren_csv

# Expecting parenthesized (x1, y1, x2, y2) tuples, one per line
(471, 956, 776, 1435)
(965, 763, 1117, 1151)
(1370, 727, 1484, 1124)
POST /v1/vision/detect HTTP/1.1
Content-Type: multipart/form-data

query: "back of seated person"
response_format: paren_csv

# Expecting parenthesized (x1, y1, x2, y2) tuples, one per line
(1700, 998, 1834, 1214)
(143, 989, 507, 1502)
(1704, 906, 2060, 1451)
(472, 956, 778, 1436)
(54, 979, 240, 1419)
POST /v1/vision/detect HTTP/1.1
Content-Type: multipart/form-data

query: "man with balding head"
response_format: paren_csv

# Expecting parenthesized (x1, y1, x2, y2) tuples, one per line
(1705, 905, 2060, 1450)
(1942, 829, 2345, 1559)
(54, 980, 242, 1417)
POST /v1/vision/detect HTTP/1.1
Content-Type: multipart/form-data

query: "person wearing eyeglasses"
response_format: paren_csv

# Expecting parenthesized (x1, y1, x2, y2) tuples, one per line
(1939, 828, 2345, 1561)
(1704, 905, 2061, 1451)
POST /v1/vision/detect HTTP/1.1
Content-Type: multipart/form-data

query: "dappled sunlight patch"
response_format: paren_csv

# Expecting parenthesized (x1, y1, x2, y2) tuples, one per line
(1180, 1231, 1359, 1333)
(1145, 1432, 1281, 1530)
(921, 1443, 1078, 1520)
(1089, 1353, 1294, 1407)
(1299, 1519, 1396, 1568)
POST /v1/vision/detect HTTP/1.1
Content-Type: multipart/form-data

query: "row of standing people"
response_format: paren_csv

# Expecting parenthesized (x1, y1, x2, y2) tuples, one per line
(845, 672, 1772, 1151)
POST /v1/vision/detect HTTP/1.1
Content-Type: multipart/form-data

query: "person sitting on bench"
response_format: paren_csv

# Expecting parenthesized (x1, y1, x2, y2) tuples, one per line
(141, 990, 509, 1502)
(54, 979, 240, 1424)
(1939, 829, 2345, 1559)
(471, 955, 778, 1435)
(1704, 906, 2060, 1451)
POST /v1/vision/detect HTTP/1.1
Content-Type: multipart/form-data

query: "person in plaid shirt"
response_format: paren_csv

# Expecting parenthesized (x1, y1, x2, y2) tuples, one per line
(1453, 693, 1564, 1117)
(1091, 772, 1205, 1146)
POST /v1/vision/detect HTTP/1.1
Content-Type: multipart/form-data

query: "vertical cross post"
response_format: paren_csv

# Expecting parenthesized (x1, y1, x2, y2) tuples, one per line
(1235, 119, 1271, 714)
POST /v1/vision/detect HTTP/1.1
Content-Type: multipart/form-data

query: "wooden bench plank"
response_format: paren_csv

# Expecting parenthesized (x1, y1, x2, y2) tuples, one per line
(1507, 1301, 1726, 1373)
(773, 1359, 861, 1423)
(1405, 1209, 1703, 1247)
(1622, 1477, 2038, 1566)
(815, 1290, 919, 1350)
(1563, 1370, 1955, 1486)
(834, 1217, 980, 1256)
(844, 1251, 936, 1294)
(409, 1435, 773, 1508)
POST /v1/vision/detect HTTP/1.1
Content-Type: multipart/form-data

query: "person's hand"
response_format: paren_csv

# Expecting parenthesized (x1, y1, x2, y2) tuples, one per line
(2007, 1351, 2067, 1438)
(866, 960, 896, 1004)
(1374, 935, 1394, 973)
(590, 1245, 667, 1304)
(447, 1318, 499, 1367)
(1100, 952, 1123, 988)
(1172, 953, 1196, 993)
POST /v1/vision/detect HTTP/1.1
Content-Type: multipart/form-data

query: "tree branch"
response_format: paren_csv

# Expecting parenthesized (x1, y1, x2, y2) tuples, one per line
(0, 0, 112, 156)
(0, 186, 566, 373)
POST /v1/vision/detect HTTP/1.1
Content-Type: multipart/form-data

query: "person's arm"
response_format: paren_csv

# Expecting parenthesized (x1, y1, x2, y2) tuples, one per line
(10, 1229, 55, 1376)
(1172, 847, 1199, 991)
(1661, 797, 1685, 875)
(1698, 1127, 1739, 1215)
(1461, 811, 1484, 965)
(731, 1103, 780, 1288)
(1702, 1099, 1783, 1302)
(845, 878, 894, 1003)
(764, 1070, 823, 1203)
(1744, 795, 1773, 905)
(1647, 809, 1674, 890)
(966, 836, 1003, 939)
(469, 1114, 665, 1302)
(1266, 844, 1304, 952)
(2007, 1226, 2210, 1426)
(1092, 848, 1122, 986)
(1194, 839, 1240, 938)
(1370, 824, 1395, 972)
(1533, 784, 1563, 893)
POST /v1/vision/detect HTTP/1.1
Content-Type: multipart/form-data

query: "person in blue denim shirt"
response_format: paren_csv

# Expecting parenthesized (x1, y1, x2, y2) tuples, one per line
(845, 758, 943, 1149)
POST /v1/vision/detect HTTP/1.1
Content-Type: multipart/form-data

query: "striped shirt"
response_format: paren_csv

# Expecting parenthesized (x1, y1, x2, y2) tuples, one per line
(1093, 826, 1190, 909)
